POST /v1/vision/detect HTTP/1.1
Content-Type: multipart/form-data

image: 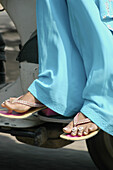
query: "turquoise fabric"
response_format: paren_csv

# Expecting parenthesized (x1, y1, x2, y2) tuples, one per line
(99, 0, 113, 31)
(29, 0, 86, 116)
(28, 0, 113, 136)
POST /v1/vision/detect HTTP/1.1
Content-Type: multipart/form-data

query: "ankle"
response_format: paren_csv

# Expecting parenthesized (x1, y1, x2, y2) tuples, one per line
(23, 92, 41, 104)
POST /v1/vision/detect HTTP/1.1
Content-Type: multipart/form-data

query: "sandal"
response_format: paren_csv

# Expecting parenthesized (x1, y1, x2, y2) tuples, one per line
(60, 113, 100, 141)
(38, 110, 73, 123)
(0, 96, 47, 119)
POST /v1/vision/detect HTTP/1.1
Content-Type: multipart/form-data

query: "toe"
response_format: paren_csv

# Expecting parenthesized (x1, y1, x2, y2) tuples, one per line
(1, 102, 13, 112)
(83, 126, 89, 136)
(71, 126, 78, 136)
(77, 126, 84, 136)
(1, 98, 16, 108)
(88, 124, 98, 133)
(1, 102, 5, 107)
(3, 101, 14, 110)
(63, 121, 73, 133)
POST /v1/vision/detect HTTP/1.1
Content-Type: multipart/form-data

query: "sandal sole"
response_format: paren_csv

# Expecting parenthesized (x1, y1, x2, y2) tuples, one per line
(60, 129, 100, 141)
(0, 107, 47, 119)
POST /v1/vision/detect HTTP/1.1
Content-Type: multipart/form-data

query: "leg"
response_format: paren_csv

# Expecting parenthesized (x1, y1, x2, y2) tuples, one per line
(28, 0, 86, 116)
(2, 0, 86, 115)
(64, 0, 113, 136)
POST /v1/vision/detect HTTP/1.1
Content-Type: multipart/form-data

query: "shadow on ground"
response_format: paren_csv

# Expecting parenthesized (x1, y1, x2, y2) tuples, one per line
(0, 134, 97, 170)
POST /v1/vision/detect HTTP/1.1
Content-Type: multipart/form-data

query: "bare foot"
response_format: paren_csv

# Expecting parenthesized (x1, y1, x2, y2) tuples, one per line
(1, 92, 43, 113)
(63, 112, 98, 136)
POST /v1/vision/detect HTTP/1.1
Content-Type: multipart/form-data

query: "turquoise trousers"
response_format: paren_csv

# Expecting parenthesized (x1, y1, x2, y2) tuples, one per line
(28, 0, 113, 136)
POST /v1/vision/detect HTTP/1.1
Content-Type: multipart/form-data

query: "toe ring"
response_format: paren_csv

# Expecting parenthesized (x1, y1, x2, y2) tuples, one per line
(72, 127, 77, 132)
(78, 127, 84, 131)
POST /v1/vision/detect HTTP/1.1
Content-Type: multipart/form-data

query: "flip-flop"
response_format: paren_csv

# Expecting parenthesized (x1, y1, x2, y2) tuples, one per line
(38, 112, 73, 123)
(0, 96, 47, 119)
(38, 108, 73, 123)
(60, 129, 99, 141)
(60, 113, 100, 141)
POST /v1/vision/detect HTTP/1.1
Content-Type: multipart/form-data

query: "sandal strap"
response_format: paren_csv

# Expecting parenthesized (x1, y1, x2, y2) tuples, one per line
(74, 112, 91, 126)
(6, 96, 44, 108)
(75, 118, 91, 126)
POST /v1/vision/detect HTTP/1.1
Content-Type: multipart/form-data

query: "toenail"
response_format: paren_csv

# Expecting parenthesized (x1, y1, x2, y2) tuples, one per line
(84, 131, 88, 135)
(63, 127, 68, 131)
(78, 132, 82, 136)
(89, 127, 93, 130)
(71, 132, 76, 136)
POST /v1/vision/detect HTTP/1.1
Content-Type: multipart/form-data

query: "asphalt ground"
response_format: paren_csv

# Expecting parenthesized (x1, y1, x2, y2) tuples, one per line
(0, 10, 98, 170)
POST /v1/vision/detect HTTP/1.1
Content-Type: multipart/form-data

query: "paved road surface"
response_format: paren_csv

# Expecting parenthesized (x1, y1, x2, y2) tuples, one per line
(0, 10, 98, 170)
(0, 133, 97, 170)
